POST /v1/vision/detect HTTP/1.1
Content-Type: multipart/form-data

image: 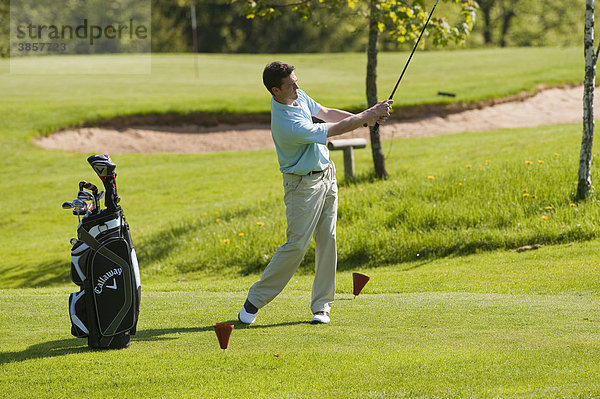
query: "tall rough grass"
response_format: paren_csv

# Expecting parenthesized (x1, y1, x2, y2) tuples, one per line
(131, 123, 600, 280)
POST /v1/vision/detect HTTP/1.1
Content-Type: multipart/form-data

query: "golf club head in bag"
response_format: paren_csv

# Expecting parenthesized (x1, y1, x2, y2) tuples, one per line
(87, 154, 120, 211)
(79, 181, 98, 195)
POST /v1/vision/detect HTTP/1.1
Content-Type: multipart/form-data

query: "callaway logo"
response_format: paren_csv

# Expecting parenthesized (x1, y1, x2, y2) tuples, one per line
(94, 166, 106, 176)
(94, 268, 122, 294)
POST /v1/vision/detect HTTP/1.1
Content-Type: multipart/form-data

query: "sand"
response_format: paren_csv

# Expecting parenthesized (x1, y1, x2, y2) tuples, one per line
(33, 85, 598, 154)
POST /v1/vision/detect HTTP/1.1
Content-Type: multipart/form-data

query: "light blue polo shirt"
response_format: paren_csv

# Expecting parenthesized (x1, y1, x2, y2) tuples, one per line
(270, 89, 330, 175)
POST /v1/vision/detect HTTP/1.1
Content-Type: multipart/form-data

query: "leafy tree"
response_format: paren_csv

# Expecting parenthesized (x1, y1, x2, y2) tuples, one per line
(477, 0, 585, 47)
(0, 0, 9, 58)
(239, 0, 478, 178)
(151, 0, 190, 53)
(156, 0, 366, 53)
(477, 0, 515, 47)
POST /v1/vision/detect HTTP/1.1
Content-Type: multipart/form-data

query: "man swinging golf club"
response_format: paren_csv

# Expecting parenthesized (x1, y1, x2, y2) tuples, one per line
(238, 61, 392, 325)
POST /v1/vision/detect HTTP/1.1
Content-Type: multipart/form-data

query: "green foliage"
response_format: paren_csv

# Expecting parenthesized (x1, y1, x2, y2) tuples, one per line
(7, 0, 150, 55)
(504, 0, 587, 47)
(150, 0, 367, 53)
(375, 0, 478, 46)
(240, 0, 478, 48)
(0, 0, 8, 57)
(475, 0, 588, 47)
(150, 0, 189, 53)
(0, 0, 594, 57)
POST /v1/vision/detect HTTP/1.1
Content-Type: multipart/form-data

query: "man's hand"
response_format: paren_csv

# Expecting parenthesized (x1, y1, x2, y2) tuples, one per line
(326, 99, 393, 138)
(365, 99, 393, 126)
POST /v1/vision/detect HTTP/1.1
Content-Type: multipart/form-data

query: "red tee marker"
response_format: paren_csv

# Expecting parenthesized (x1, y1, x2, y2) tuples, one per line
(352, 273, 370, 297)
(213, 324, 234, 351)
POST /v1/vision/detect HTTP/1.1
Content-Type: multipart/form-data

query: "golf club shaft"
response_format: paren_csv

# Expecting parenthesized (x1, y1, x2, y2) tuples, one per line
(369, 0, 438, 129)
(387, 0, 438, 101)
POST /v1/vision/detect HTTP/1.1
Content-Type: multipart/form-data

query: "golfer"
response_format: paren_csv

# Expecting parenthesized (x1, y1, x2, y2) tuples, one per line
(238, 61, 392, 325)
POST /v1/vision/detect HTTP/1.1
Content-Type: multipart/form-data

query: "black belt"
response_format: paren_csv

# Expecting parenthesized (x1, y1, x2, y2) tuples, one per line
(306, 169, 324, 175)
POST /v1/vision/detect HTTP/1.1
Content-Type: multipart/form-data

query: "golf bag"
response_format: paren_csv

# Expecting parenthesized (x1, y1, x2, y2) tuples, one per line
(66, 155, 141, 349)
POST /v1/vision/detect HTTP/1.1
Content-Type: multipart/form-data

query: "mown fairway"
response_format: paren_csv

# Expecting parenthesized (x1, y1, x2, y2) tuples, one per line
(3, 247, 600, 398)
(2, 48, 600, 398)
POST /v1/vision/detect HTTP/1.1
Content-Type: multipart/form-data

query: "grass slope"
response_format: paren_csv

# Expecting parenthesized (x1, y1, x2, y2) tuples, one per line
(2, 122, 597, 287)
(0, 48, 592, 288)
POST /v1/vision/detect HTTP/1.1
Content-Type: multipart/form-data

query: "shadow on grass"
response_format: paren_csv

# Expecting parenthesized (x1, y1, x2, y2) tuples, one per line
(1, 321, 310, 364)
(337, 170, 380, 187)
(0, 259, 70, 288)
(0, 337, 89, 365)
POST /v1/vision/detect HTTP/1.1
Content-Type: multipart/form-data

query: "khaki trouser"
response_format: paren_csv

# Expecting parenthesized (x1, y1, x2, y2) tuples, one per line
(247, 162, 338, 314)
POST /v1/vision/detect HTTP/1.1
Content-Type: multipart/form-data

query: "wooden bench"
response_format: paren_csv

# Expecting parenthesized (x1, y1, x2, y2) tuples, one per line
(327, 138, 367, 180)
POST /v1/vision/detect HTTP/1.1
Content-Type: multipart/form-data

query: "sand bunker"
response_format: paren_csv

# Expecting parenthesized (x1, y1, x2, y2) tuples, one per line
(33, 86, 598, 154)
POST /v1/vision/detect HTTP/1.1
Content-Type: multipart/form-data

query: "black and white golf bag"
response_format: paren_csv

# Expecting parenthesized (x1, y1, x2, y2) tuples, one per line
(66, 155, 141, 349)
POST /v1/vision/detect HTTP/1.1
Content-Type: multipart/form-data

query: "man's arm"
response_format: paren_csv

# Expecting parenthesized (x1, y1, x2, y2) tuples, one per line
(316, 106, 355, 123)
(322, 100, 393, 138)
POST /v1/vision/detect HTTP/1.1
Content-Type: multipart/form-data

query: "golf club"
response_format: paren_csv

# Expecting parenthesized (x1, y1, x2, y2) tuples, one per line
(96, 190, 105, 211)
(79, 181, 101, 213)
(87, 154, 120, 211)
(71, 198, 86, 222)
(387, 0, 439, 102)
(79, 180, 98, 195)
(77, 190, 94, 202)
(77, 190, 97, 214)
(63, 200, 85, 222)
(87, 154, 116, 177)
(366, 0, 439, 128)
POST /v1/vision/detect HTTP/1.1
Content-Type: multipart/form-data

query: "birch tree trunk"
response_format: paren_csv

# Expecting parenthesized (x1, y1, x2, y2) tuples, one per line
(366, 0, 388, 179)
(578, 0, 596, 200)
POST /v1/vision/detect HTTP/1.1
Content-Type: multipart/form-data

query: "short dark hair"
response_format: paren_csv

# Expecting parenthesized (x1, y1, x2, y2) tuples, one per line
(263, 61, 295, 94)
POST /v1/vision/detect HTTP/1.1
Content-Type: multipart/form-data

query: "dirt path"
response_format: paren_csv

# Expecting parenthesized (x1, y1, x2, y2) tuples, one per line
(33, 85, 597, 154)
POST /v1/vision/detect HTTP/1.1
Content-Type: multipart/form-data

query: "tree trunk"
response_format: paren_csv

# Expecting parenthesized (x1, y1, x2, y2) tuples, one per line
(366, 0, 388, 179)
(479, 0, 494, 44)
(578, 0, 596, 200)
(499, 10, 515, 47)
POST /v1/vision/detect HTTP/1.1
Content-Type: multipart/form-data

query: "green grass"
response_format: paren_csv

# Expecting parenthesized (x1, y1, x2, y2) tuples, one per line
(3, 242, 600, 398)
(2, 48, 600, 397)
(0, 47, 592, 288)
(2, 122, 595, 287)
(0, 47, 583, 139)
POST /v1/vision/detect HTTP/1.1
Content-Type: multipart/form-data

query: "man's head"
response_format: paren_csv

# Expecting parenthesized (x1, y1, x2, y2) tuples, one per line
(263, 61, 299, 105)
